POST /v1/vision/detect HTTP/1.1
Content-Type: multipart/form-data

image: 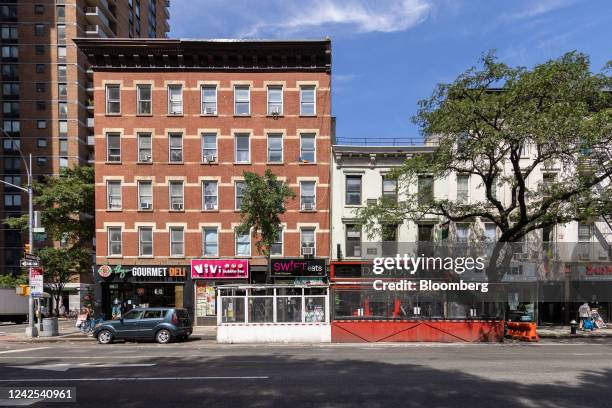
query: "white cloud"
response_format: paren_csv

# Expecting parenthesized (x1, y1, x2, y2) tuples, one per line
(502, 0, 576, 21)
(238, 0, 432, 37)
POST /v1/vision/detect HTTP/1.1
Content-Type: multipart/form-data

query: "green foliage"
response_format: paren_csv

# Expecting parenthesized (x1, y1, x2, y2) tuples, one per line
(0, 273, 28, 289)
(357, 51, 612, 246)
(237, 169, 296, 257)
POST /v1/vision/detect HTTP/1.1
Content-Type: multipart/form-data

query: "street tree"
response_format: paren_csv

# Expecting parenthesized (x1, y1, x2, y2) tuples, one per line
(5, 166, 94, 314)
(237, 170, 296, 269)
(356, 51, 612, 281)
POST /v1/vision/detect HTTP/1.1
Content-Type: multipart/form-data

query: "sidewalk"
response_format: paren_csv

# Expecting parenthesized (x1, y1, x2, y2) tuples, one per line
(537, 325, 612, 339)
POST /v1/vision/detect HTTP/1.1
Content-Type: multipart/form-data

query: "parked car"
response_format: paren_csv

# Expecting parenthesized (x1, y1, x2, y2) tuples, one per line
(93, 307, 192, 344)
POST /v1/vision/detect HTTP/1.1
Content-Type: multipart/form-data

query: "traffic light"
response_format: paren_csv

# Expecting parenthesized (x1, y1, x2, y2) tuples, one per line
(24, 243, 30, 254)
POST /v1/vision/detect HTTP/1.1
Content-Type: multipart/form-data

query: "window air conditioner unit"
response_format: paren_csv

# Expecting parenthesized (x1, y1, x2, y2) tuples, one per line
(140, 154, 152, 162)
(205, 106, 216, 115)
(205, 203, 215, 210)
(140, 202, 152, 210)
(302, 247, 314, 256)
(270, 106, 281, 115)
(302, 202, 314, 211)
(172, 203, 183, 211)
(203, 155, 216, 164)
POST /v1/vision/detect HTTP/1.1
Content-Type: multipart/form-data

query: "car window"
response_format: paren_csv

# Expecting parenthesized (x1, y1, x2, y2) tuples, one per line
(122, 310, 143, 320)
(143, 310, 163, 319)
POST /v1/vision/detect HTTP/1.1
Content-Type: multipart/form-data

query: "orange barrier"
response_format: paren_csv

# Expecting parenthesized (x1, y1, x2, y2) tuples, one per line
(506, 322, 539, 342)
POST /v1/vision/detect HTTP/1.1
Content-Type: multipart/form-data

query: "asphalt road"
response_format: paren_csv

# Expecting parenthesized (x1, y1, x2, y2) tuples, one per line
(0, 340, 611, 408)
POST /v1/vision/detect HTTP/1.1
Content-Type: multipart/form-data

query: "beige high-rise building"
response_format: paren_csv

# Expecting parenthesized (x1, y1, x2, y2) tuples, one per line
(0, 1, 170, 303)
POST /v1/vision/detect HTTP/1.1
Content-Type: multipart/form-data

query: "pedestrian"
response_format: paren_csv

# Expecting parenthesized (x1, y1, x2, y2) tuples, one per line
(59, 304, 66, 317)
(578, 302, 591, 330)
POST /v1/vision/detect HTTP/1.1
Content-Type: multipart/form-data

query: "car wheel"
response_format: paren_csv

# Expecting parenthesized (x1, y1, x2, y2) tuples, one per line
(97, 329, 113, 344)
(156, 329, 171, 344)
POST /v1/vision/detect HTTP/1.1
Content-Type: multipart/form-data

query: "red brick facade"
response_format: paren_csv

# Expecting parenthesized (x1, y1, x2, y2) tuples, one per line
(81, 39, 332, 269)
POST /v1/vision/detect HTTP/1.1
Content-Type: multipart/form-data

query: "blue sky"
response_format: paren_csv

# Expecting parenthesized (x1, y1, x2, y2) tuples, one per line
(170, 0, 611, 142)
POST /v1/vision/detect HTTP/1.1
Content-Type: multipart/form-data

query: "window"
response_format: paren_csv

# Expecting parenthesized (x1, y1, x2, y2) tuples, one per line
(122, 310, 143, 320)
(36, 157, 48, 166)
(169, 133, 183, 162)
(106, 133, 121, 162)
(57, 46, 66, 60)
(36, 83, 46, 93)
(169, 181, 184, 211)
(578, 223, 592, 242)
(301, 228, 315, 256)
(58, 102, 68, 117)
(346, 224, 362, 258)
(382, 178, 397, 203)
(59, 120, 68, 136)
(58, 65, 67, 82)
(170, 227, 184, 256)
(35, 45, 44, 55)
(137, 133, 152, 162)
(1, 46, 18, 59)
(3, 175, 21, 186)
(203, 228, 218, 256)
(520, 143, 529, 158)
(456, 223, 469, 244)
(58, 84, 67, 98)
(235, 134, 250, 163)
(34, 4, 45, 15)
(56, 5, 65, 21)
(37, 139, 47, 148)
(542, 173, 556, 198)
(4, 193, 21, 208)
(2, 64, 18, 79)
(138, 181, 152, 210)
(3, 120, 19, 133)
(202, 181, 218, 210)
(418, 176, 434, 205)
(59, 139, 68, 155)
(168, 85, 183, 115)
(457, 175, 469, 204)
(235, 181, 245, 210)
(105, 85, 120, 114)
(267, 85, 283, 115)
(300, 181, 316, 211)
(267, 134, 283, 163)
(201, 133, 217, 162)
(142, 310, 162, 319)
(2, 83, 18, 96)
(484, 223, 497, 242)
(235, 229, 251, 256)
(139, 227, 153, 256)
(345, 175, 362, 205)
(300, 133, 316, 163)
(57, 25, 65, 42)
(234, 85, 250, 115)
(108, 227, 122, 256)
(1, 26, 18, 39)
(35, 24, 45, 36)
(3, 138, 19, 151)
(2, 102, 18, 115)
(107, 181, 122, 210)
(270, 229, 283, 256)
(137, 84, 152, 115)
(36, 64, 45, 74)
(37, 120, 47, 129)
(300, 85, 316, 115)
(201, 85, 217, 115)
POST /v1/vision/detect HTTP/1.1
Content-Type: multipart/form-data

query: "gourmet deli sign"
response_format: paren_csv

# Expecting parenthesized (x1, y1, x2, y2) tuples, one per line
(270, 258, 326, 277)
(96, 265, 187, 282)
(191, 259, 249, 280)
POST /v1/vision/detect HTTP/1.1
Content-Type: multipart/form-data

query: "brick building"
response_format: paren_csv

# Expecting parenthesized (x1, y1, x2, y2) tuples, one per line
(76, 38, 333, 324)
(0, 1, 169, 310)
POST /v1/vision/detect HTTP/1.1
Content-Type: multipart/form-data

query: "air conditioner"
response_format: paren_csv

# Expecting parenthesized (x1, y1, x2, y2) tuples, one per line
(205, 106, 216, 115)
(203, 154, 216, 164)
(302, 247, 314, 256)
(302, 202, 314, 211)
(140, 202, 152, 210)
(172, 203, 183, 211)
(140, 154, 152, 162)
(270, 106, 281, 115)
(205, 203, 215, 210)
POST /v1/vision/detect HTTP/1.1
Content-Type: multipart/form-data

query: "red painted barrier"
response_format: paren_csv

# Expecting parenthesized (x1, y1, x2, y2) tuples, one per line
(332, 320, 505, 343)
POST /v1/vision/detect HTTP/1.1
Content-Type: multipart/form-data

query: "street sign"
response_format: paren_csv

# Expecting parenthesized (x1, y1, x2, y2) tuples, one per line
(24, 253, 40, 261)
(30, 267, 43, 297)
(20, 259, 40, 268)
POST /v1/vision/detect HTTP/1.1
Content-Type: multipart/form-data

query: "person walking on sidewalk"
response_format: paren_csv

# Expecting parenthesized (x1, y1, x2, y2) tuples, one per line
(579, 302, 591, 330)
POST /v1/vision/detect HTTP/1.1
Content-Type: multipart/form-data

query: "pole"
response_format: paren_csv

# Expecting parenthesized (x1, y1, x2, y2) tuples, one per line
(25, 154, 37, 337)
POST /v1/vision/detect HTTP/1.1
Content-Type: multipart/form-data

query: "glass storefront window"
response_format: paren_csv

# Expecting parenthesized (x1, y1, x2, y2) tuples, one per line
(276, 297, 302, 322)
(248, 297, 273, 322)
(305, 297, 326, 322)
(222, 297, 245, 323)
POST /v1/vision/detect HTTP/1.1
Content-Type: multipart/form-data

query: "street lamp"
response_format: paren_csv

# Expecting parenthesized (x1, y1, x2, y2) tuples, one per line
(0, 129, 36, 337)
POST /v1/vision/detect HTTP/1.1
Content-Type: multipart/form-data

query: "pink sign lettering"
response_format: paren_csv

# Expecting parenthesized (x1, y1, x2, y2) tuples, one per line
(191, 259, 249, 279)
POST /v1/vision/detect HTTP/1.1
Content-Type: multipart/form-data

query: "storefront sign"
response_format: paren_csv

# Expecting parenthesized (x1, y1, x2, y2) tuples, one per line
(191, 259, 249, 279)
(29, 267, 43, 297)
(271, 258, 326, 277)
(579, 264, 612, 280)
(96, 264, 187, 282)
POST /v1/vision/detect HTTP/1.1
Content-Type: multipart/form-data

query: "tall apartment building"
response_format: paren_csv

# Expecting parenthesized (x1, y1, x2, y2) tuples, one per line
(77, 38, 332, 324)
(0, 1, 170, 294)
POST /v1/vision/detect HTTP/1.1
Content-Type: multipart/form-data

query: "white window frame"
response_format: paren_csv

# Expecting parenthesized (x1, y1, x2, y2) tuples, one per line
(136, 84, 152, 115)
(270, 228, 284, 257)
(234, 133, 250, 163)
(138, 227, 153, 257)
(169, 180, 184, 211)
(267, 85, 283, 116)
(234, 85, 250, 116)
(457, 174, 470, 204)
(168, 133, 183, 163)
(105, 84, 121, 114)
(167, 84, 183, 115)
(300, 227, 316, 256)
(299, 133, 316, 163)
(202, 180, 218, 210)
(169, 226, 184, 257)
(137, 180, 153, 210)
(456, 223, 470, 244)
(267, 133, 283, 163)
(201, 85, 217, 115)
(235, 228, 251, 257)
(106, 180, 122, 210)
(201, 133, 217, 163)
(106, 133, 121, 162)
(202, 227, 219, 257)
(299, 85, 316, 116)
(137, 133, 152, 163)
(300, 181, 316, 211)
(107, 227, 122, 256)
(235, 181, 245, 210)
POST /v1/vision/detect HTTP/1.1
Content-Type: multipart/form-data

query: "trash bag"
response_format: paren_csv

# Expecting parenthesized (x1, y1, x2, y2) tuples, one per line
(583, 319, 594, 330)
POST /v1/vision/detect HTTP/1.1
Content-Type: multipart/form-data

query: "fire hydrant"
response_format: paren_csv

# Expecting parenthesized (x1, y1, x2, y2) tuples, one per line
(570, 320, 578, 335)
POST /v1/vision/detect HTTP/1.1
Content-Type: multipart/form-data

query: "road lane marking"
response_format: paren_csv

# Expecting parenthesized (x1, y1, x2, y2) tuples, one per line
(0, 347, 50, 355)
(7, 363, 156, 372)
(0, 376, 268, 382)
